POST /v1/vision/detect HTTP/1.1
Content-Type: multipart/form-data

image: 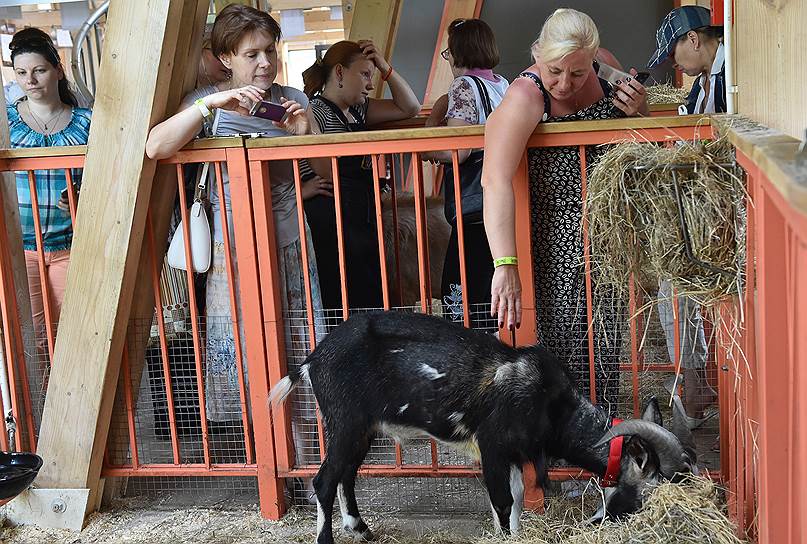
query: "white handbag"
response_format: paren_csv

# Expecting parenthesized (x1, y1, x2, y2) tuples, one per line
(167, 162, 212, 273)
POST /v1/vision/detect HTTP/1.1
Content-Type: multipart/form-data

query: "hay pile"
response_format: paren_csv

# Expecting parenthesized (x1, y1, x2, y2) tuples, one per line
(0, 478, 747, 543)
(646, 83, 689, 105)
(366, 476, 746, 544)
(491, 476, 747, 544)
(586, 134, 745, 307)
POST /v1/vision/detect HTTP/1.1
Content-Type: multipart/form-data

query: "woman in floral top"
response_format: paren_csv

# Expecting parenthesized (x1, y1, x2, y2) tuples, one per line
(423, 19, 509, 324)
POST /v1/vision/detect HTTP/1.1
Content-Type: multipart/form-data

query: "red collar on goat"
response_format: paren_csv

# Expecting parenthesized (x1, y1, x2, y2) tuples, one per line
(601, 418, 624, 487)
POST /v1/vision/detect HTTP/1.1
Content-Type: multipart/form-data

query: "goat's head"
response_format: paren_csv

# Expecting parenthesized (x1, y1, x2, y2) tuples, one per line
(590, 396, 699, 522)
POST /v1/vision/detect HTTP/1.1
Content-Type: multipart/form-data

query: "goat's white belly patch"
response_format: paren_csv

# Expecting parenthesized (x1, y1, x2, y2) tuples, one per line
(377, 422, 480, 461)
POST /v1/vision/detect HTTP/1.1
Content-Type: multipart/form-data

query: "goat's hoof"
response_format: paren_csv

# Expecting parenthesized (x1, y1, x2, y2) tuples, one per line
(343, 524, 375, 541)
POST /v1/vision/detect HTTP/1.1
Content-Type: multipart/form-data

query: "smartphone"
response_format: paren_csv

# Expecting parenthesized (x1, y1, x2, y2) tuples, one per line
(250, 100, 288, 123)
(596, 63, 649, 86)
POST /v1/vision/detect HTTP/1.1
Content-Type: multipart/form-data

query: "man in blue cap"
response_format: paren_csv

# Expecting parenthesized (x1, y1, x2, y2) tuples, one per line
(648, 5, 725, 115)
(650, 5, 722, 427)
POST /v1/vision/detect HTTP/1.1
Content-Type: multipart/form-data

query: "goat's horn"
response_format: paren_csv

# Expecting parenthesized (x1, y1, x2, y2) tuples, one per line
(670, 395, 699, 463)
(595, 419, 690, 479)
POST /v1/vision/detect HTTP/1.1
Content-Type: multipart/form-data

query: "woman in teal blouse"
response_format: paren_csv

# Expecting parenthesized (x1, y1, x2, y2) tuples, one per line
(7, 27, 92, 355)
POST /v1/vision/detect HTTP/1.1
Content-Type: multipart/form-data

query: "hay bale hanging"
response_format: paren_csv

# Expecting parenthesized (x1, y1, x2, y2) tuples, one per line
(585, 132, 746, 308)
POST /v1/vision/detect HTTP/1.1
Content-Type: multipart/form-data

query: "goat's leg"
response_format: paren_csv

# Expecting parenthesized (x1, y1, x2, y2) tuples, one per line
(313, 426, 370, 544)
(337, 434, 374, 540)
(312, 456, 342, 544)
(508, 464, 524, 535)
(479, 447, 515, 536)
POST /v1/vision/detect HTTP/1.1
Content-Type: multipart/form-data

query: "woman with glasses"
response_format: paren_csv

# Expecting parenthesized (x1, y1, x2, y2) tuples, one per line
(423, 19, 509, 324)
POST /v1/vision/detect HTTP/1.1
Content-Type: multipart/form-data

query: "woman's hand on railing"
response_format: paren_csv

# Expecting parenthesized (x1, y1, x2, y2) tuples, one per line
(204, 85, 266, 116)
(490, 264, 522, 330)
(301, 176, 334, 199)
(277, 97, 311, 135)
(612, 70, 649, 117)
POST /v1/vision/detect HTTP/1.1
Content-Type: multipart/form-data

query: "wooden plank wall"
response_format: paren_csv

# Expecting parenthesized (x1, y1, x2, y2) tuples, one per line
(735, 0, 807, 140)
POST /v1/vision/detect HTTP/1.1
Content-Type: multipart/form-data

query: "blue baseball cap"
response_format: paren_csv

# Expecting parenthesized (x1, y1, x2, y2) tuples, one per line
(647, 6, 714, 69)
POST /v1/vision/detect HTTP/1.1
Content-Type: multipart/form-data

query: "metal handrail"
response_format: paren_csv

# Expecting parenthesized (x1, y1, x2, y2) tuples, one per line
(70, 0, 109, 106)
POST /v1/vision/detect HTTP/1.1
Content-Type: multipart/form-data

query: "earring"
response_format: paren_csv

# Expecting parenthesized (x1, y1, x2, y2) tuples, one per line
(338, 81, 343, 88)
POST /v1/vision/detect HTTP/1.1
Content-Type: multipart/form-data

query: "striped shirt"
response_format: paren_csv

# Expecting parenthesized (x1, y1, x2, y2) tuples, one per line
(7, 102, 92, 252)
(300, 96, 370, 180)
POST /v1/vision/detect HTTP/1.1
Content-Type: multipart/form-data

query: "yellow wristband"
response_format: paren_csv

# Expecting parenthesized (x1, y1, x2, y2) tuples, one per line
(493, 256, 518, 267)
(194, 98, 213, 121)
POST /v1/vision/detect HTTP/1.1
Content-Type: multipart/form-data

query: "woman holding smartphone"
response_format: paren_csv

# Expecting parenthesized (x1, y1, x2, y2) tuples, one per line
(146, 5, 324, 430)
(7, 27, 92, 357)
(482, 9, 648, 411)
(299, 40, 420, 311)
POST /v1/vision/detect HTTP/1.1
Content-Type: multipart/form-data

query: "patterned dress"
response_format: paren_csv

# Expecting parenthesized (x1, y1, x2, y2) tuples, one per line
(521, 72, 624, 412)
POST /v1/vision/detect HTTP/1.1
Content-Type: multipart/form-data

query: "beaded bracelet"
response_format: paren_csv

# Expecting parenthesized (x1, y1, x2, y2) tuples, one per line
(493, 256, 518, 268)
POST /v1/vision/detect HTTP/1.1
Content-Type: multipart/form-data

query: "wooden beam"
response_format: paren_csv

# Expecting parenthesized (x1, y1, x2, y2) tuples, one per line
(102, 0, 211, 503)
(347, 0, 402, 98)
(422, 0, 484, 108)
(26, 0, 203, 528)
(342, 0, 355, 35)
(0, 52, 36, 452)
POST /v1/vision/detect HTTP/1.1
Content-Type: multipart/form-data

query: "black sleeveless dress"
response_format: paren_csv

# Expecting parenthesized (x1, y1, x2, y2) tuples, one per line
(519, 71, 625, 412)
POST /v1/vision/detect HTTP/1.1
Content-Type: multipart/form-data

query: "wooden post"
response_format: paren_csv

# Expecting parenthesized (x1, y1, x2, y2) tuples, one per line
(422, 0, 484, 108)
(342, 0, 356, 35)
(0, 62, 37, 451)
(347, 0, 403, 98)
(101, 0, 210, 503)
(9, 0, 204, 531)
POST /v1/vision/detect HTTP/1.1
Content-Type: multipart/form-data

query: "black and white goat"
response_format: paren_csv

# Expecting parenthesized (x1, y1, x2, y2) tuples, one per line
(270, 311, 697, 544)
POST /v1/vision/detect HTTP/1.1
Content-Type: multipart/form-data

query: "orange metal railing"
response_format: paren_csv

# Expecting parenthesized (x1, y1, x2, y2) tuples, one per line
(0, 116, 755, 526)
(728, 144, 807, 543)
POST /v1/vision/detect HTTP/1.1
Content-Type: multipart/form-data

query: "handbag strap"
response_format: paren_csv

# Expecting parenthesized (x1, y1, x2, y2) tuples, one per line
(466, 75, 493, 119)
(194, 162, 210, 202)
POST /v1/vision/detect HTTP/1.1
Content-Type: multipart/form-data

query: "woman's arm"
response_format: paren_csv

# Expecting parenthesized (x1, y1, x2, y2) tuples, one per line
(421, 117, 473, 164)
(482, 77, 545, 330)
(359, 40, 421, 125)
(424, 94, 449, 128)
(146, 85, 265, 160)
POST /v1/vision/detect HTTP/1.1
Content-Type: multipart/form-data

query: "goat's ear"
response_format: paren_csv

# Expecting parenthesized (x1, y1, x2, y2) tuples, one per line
(642, 396, 663, 427)
(623, 435, 659, 478)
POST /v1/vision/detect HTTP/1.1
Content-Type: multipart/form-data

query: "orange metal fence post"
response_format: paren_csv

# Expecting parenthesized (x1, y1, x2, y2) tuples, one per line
(579, 147, 597, 405)
(231, 150, 286, 520)
(510, 151, 542, 511)
(754, 170, 793, 544)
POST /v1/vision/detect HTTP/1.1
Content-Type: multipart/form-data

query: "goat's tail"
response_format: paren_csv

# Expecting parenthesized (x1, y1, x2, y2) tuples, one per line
(268, 364, 309, 409)
(268, 376, 296, 408)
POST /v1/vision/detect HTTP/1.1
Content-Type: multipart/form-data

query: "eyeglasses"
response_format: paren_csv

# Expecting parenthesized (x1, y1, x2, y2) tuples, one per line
(440, 47, 450, 61)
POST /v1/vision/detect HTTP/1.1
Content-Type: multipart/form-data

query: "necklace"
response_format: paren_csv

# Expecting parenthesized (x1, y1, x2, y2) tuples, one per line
(26, 101, 66, 134)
